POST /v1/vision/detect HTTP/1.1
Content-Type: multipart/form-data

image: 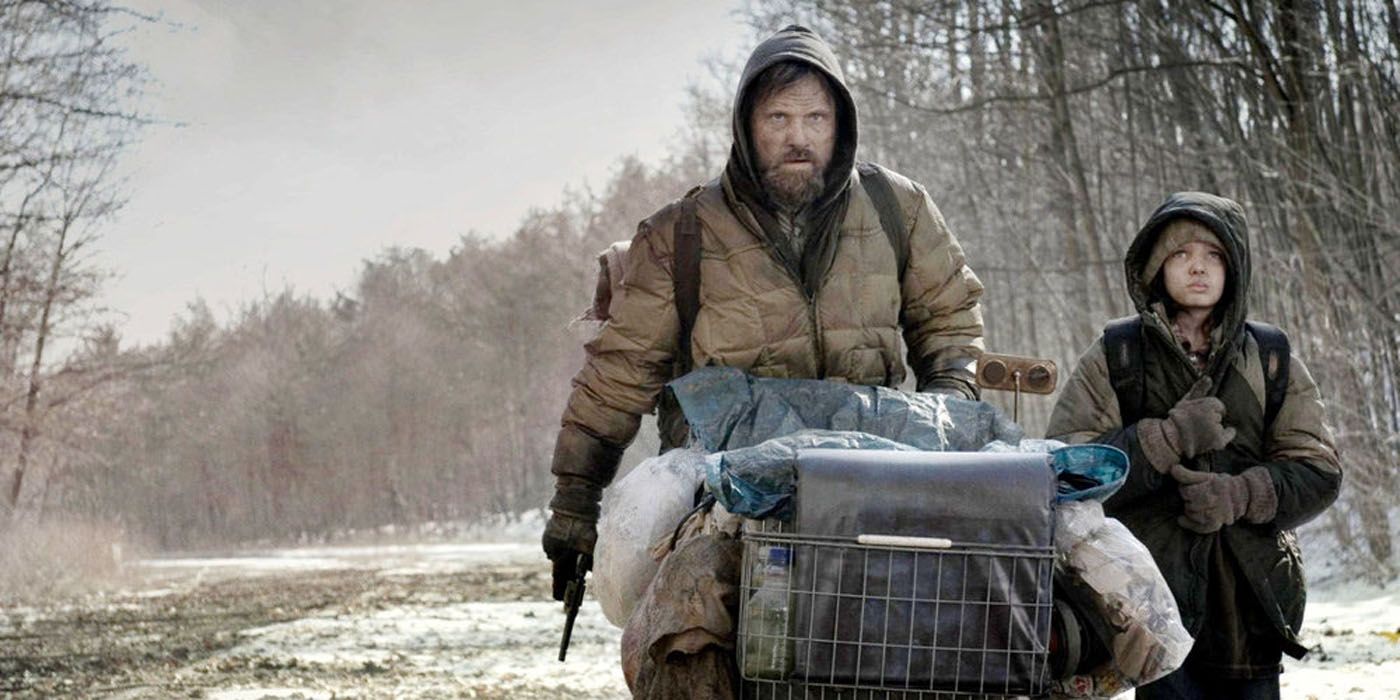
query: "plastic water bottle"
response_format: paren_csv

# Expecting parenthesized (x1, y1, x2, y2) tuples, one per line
(743, 545, 794, 679)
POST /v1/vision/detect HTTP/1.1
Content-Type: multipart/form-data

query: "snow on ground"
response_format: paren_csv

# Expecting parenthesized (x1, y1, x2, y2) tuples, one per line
(1279, 578, 1400, 699)
(213, 599, 624, 698)
(119, 524, 1399, 700)
(122, 538, 629, 698)
(138, 542, 537, 578)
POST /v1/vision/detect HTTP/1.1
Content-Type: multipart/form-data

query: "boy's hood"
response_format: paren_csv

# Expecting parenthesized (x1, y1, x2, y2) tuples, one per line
(1123, 192, 1252, 363)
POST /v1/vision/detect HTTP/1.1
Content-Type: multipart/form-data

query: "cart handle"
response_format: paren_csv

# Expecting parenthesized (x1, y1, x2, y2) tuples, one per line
(855, 534, 954, 549)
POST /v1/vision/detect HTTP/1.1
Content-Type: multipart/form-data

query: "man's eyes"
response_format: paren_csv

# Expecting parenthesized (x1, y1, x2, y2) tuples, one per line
(766, 113, 828, 125)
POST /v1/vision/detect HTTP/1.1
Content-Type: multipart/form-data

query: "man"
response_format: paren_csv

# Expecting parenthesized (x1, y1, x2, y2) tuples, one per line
(542, 25, 985, 600)
(1048, 192, 1342, 698)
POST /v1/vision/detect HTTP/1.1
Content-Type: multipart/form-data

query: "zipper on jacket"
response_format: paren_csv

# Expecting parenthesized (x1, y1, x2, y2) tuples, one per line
(735, 199, 828, 377)
(808, 290, 826, 379)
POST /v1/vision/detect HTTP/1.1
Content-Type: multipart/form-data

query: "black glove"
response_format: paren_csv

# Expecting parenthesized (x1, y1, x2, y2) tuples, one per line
(542, 510, 596, 601)
(542, 425, 623, 601)
(1170, 464, 1278, 534)
(1137, 376, 1236, 471)
(543, 473, 606, 600)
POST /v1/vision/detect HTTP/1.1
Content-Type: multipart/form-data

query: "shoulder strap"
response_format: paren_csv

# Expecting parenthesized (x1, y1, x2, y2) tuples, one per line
(1103, 316, 1146, 426)
(856, 162, 909, 277)
(1246, 321, 1291, 428)
(673, 196, 702, 376)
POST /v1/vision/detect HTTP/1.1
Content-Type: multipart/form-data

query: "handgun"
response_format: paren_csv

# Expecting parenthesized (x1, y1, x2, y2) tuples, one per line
(558, 552, 591, 662)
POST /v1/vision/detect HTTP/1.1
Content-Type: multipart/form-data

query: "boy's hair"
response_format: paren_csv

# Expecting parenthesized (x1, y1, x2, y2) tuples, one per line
(1143, 218, 1226, 284)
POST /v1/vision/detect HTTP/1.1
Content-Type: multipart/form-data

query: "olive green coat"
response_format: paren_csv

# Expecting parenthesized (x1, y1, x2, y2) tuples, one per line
(1047, 192, 1342, 677)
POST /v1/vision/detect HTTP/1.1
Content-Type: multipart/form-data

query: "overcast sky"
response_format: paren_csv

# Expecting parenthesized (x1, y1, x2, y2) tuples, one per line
(106, 0, 751, 344)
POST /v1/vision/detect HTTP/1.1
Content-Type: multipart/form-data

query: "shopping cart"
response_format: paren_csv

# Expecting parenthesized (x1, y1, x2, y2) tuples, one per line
(737, 449, 1057, 699)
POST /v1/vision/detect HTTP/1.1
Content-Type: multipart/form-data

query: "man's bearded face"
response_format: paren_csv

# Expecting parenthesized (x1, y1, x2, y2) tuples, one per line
(750, 74, 836, 210)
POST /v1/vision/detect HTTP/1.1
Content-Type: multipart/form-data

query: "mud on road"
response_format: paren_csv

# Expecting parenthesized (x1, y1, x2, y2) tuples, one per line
(0, 544, 627, 699)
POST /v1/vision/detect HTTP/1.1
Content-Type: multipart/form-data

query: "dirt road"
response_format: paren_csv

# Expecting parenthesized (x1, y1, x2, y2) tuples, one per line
(0, 543, 627, 699)
(4, 539, 1396, 699)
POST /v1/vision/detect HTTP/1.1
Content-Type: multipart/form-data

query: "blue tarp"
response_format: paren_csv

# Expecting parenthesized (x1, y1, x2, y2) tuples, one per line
(984, 439, 1129, 503)
(671, 367, 1025, 452)
(667, 367, 1127, 519)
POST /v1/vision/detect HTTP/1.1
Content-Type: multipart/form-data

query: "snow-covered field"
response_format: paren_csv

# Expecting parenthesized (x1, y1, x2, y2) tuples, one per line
(4, 530, 1397, 698)
(147, 545, 1400, 698)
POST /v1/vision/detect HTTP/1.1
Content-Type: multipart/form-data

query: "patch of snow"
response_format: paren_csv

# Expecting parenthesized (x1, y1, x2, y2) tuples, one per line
(132, 587, 178, 599)
(206, 689, 333, 700)
(1280, 578, 1400, 699)
(139, 556, 346, 572)
(135, 543, 539, 579)
(222, 599, 625, 695)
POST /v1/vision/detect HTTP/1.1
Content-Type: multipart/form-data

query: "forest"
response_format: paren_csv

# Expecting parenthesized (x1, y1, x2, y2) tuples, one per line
(1, 0, 1396, 580)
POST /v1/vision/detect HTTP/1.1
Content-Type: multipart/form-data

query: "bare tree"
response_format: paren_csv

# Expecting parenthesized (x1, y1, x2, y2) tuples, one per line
(740, 0, 1400, 572)
(0, 0, 150, 519)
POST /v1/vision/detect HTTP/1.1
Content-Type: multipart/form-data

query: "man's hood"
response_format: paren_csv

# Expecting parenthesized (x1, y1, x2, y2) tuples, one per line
(721, 25, 858, 294)
(1124, 192, 1252, 356)
(725, 24, 858, 204)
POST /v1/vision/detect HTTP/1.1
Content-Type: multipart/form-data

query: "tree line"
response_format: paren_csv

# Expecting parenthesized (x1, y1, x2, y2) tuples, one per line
(751, 0, 1399, 567)
(34, 154, 710, 549)
(2, 1, 1395, 572)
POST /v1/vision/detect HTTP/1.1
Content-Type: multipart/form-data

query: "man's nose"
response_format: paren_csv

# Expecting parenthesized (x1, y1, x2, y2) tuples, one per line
(784, 121, 811, 145)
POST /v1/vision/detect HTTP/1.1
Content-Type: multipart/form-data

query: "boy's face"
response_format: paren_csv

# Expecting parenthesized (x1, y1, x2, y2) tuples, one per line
(1163, 239, 1227, 312)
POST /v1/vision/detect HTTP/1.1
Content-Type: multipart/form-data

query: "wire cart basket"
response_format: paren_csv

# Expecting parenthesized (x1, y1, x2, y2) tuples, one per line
(738, 450, 1057, 699)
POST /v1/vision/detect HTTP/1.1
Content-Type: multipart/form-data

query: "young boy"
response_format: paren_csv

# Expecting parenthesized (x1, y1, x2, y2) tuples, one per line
(1047, 192, 1342, 699)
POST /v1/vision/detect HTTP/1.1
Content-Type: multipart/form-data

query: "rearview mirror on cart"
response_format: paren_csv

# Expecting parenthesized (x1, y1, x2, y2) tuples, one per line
(977, 353, 1057, 423)
(977, 353, 1058, 395)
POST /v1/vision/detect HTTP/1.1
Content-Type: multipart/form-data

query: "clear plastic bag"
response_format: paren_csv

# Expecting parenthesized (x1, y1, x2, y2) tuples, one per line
(594, 447, 708, 627)
(1052, 501, 1193, 698)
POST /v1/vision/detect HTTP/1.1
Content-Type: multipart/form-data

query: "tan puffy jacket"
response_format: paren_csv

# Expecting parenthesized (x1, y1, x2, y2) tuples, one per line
(548, 25, 983, 506)
(560, 166, 984, 460)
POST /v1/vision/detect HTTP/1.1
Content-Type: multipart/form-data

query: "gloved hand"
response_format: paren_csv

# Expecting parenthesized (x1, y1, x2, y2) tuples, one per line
(1170, 464, 1278, 534)
(543, 475, 604, 600)
(1137, 377, 1236, 472)
(919, 359, 980, 401)
(542, 510, 596, 601)
(542, 425, 623, 601)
